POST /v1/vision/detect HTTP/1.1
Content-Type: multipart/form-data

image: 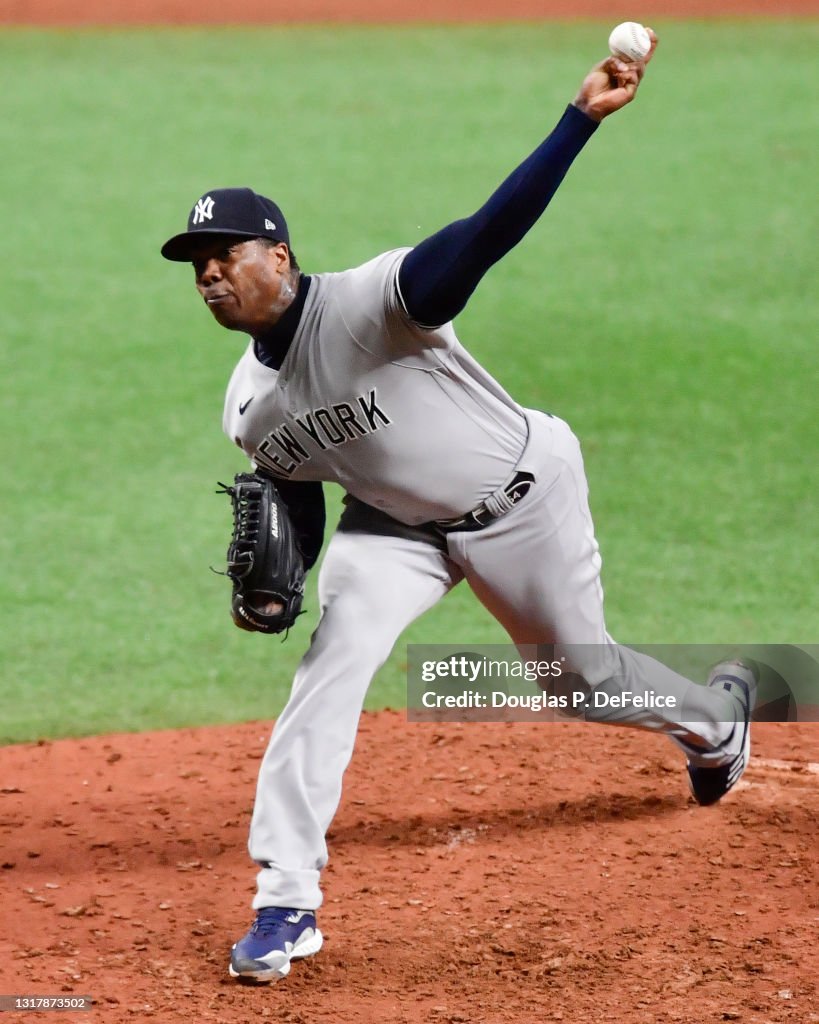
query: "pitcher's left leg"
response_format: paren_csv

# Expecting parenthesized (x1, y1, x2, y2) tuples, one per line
(448, 414, 748, 758)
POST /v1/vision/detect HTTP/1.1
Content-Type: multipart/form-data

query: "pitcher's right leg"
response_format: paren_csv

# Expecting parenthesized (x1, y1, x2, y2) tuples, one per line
(230, 530, 458, 981)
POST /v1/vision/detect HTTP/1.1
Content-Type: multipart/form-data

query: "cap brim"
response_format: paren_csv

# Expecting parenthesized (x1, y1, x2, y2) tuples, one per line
(160, 228, 266, 262)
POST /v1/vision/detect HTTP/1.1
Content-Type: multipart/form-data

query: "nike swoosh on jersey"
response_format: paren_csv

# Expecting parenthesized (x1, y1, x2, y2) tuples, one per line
(239, 397, 254, 415)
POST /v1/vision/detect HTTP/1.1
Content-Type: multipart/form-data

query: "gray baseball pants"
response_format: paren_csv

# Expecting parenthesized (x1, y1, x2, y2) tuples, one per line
(248, 412, 738, 910)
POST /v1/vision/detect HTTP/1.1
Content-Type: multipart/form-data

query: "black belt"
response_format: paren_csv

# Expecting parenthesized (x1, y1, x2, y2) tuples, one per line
(435, 471, 536, 535)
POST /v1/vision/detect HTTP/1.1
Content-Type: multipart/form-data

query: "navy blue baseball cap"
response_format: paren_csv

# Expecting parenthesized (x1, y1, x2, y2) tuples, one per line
(161, 187, 290, 262)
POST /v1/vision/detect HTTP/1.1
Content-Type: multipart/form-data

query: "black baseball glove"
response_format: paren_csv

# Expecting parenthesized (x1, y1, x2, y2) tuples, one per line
(216, 472, 306, 634)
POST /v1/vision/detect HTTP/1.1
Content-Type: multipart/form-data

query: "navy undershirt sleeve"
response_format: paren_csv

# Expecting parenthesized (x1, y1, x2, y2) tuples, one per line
(398, 104, 599, 328)
(273, 479, 326, 571)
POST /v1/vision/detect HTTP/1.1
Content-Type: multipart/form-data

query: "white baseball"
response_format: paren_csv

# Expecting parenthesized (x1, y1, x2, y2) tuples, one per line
(608, 22, 651, 62)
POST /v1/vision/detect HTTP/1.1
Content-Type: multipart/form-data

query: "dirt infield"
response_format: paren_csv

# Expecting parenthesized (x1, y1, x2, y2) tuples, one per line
(1, 715, 817, 1023)
(4, 0, 818, 25)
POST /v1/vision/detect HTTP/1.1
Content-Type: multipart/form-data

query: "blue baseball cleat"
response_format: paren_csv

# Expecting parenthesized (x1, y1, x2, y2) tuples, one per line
(686, 660, 758, 806)
(229, 907, 323, 982)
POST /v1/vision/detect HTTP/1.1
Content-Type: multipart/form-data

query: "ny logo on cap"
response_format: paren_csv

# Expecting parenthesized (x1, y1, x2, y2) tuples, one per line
(192, 196, 215, 225)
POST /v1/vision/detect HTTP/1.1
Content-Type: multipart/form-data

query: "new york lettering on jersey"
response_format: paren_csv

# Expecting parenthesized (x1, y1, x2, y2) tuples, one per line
(254, 389, 392, 477)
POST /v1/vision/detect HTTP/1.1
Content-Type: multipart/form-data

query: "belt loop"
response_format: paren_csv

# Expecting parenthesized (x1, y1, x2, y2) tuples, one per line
(483, 486, 516, 519)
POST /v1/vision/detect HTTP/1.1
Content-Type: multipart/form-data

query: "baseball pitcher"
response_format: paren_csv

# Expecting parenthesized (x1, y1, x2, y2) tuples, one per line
(161, 31, 758, 982)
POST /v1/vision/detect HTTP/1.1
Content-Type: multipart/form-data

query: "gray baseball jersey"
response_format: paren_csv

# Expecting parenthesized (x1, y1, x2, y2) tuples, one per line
(223, 249, 527, 526)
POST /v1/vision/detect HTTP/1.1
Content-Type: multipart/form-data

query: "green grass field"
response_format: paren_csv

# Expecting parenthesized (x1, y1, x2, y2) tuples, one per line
(1, 22, 816, 742)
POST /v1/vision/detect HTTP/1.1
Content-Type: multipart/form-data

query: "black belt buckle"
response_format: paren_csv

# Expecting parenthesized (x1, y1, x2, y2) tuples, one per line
(436, 471, 535, 535)
(457, 506, 494, 533)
